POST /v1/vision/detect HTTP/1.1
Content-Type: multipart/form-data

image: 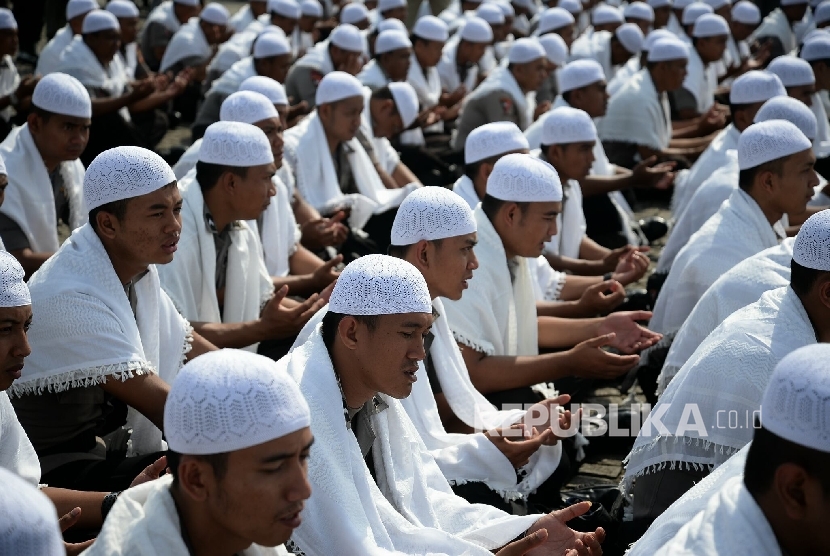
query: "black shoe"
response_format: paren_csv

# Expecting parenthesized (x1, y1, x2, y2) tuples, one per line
(638, 216, 669, 243)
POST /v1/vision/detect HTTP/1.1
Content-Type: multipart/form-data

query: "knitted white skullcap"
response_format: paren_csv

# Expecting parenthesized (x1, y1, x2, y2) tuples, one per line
(379, 0, 406, 12)
(165, 349, 311, 455)
(375, 29, 412, 53)
(199, 121, 274, 167)
(673, 0, 694, 9)
(541, 106, 597, 144)
(558, 59, 605, 92)
(174, 0, 200, 6)
(389, 82, 419, 128)
(616, 22, 644, 53)
(377, 18, 407, 33)
(316, 70, 364, 105)
(329, 255, 432, 315)
(201, 2, 230, 25)
(465, 121, 529, 163)
(593, 4, 623, 25)
(0, 252, 30, 308)
(82, 9, 120, 33)
(781, 0, 808, 6)
(106, 0, 139, 18)
(0, 468, 63, 556)
(413, 15, 449, 42)
(220, 91, 278, 124)
(390, 186, 477, 245)
(301, 0, 323, 16)
(66, 0, 97, 21)
(768, 56, 815, 87)
(341, 2, 369, 24)
(330, 24, 365, 52)
(681, 1, 713, 24)
(84, 146, 177, 211)
(477, 3, 506, 24)
(559, 0, 583, 15)
(240, 75, 289, 106)
(801, 35, 830, 61)
(737, 120, 812, 170)
(648, 0, 672, 8)
(761, 344, 830, 452)
(32, 73, 92, 119)
(538, 7, 575, 34)
(624, 1, 654, 20)
(731, 0, 760, 24)
(754, 96, 817, 140)
(0, 8, 15, 29)
(270, 0, 301, 18)
(495, 1, 515, 18)
(793, 210, 830, 270)
(692, 12, 729, 37)
(647, 37, 689, 61)
(815, 0, 830, 25)
(703, 0, 730, 10)
(540, 33, 568, 65)
(253, 31, 292, 57)
(508, 37, 546, 63)
(460, 17, 494, 43)
(487, 153, 563, 202)
(729, 70, 785, 104)
(644, 28, 674, 50)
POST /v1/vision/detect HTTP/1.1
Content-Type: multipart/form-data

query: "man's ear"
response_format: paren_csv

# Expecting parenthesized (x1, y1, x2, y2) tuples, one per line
(27, 112, 40, 134)
(176, 457, 214, 503)
(94, 211, 119, 241)
(413, 239, 432, 269)
(338, 316, 361, 350)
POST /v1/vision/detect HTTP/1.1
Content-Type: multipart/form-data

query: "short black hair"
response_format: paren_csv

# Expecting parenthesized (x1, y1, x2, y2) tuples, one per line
(31, 106, 55, 123)
(387, 238, 444, 259)
(744, 425, 830, 498)
(561, 90, 575, 104)
(737, 157, 784, 192)
(166, 449, 229, 487)
(89, 199, 130, 232)
(370, 86, 402, 118)
(480, 193, 529, 222)
(790, 258, 829, 297)
(195, 161, 249, 193)
(321, 311, 380, 350)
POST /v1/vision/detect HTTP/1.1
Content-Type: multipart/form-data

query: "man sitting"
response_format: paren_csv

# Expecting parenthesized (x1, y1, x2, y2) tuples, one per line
(35, 0, 98, 76)
(139, 0, 201, 73)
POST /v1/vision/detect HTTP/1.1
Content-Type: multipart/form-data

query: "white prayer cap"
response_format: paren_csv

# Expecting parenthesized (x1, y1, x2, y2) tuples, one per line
(201, 3, 230, 25)
(378, 0, 406, 12)
(768, 56, 815, 87)
(737, 120, 812, 170)
(801, 29, 830, 45)
(646, 37, 689, 61)
(538, 7, 575, 34)
(174, 0, 200, 6)
(540, 33, 568, 65)
(815, 1, 830, 25)
(648, 0, 672, 8)
(801, 35, 830, 61)
(0, 252, 30, 308)
(460, 17, 494, 43)
(623, 1, 654, 21)
(592, 4, 623, 25)
(729, 70, 786, 104)
(703, 0, 730, 10)
(559, 0, 582, 15)
(341, 2, 369, 24)
(106, 0, 139, 18)
(508, 37, 546, 64)
(644, 28, 675, 50)
(375, 29, 412, 53)
(301, 0, 323, 16)
(413, 15, 449, 42)
(793, 210, 830, 270)
(754, 96, 817, 140)
(165, 349, 311, 455)
(330, 24, 365, 52)
(316, 70, 364, 105)
(389, 82, 419, 128)
(616, 22, 644, 53)
(0, 468, 63, 556)
(253, 32, 292, 58)
(329, 255, 432, 315)
(32, 73, 92, 119)
(199, 121, 274, 167)
(85, 146, 177, 211)
(558, 59, 605, 92)
(66, 0, 97, 21)
(541, 106, 597, 144)
(761, 344, 830, 452)
(477, 3, 506, 24)
(496, 1, 515, 18)
(0, 8, 16, 29)
(240, 76, 289, 106)
(681, 2, 713, 25)
(692, 12, 728, 36)
(781, 0, 808, 6)
(82, 9, 120, 34)
(220, 91, 279, 124)
(465, 121, 529, 163)
(390, 186, 477, 245)
(487, 153, 563, 202)
(270, 0, 301, 18)
(378, 18, 407, 33)
(731, 0, 760, 24)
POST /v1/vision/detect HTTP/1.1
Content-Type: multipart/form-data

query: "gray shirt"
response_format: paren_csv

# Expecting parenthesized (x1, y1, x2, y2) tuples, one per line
(454, 88, 523, 151)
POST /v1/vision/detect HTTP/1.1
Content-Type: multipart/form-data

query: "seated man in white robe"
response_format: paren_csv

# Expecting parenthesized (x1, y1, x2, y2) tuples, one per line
(0, 73, 89, 276)
(87, 350, 311, 556)
(139, 0, 201, 73)
(669, 14, 729, 119)
(357, 29, 412, 90)
(606, 28, 674, 98)
(749, 0, 808, 56)
(535, 34, 569, 105)
(35, 0, 97, 76)
(796, 37, 830, 171)
(624, 209, 830, 525)
(229, 0, 268, 32)
(436, 17, 492, 96)
(533, 8, 576, 47)
(159, 4, 230, 75)
(0, 10, 37, 141)
(568, 23, 644, 82)
(623, 2, 654, 35)
(282, 254, 606, 556)
(649, 120, 817, 335)
(10, 146, 215, 492)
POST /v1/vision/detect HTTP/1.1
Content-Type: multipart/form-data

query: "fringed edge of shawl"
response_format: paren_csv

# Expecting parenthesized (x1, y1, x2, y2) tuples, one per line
(545, 273, 567, 302)
(655, 364, 681, 397)
(181, 321, 194, 368)
(448, 478, 526, 503)
(452, 331, 495, 357)
(7, 361, 156, 398)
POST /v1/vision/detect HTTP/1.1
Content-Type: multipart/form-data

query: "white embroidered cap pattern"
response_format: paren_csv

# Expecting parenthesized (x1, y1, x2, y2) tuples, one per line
(616, 22, 644, 53)
(106, 0, 140, 18)
(592, 4, 623, 25)
(375, 30, 412, 54)
(486, 153, 563, 202)
(330, 23, 365, 52)
(389, 82, 420, 129)
(761, 344, 830, 452)
(201, 3, 230, 25)
(32, 72, 92, 119)
(792, 209, 830, 270)
(378, 18, 407, 33)
(558, 59, 605, 93)
(538, 7, 575, 34)
(0, 468, 64, 556)
(391, 186, 477, 245)
(729, 70, 786, 104)
(220, 90, 279, 124)
(559, 0, 582, 14)
(253, 31, 292, 58)
(199, 121, 274, 167)
(624, 2, 654, 20)
(84, 146, 177, 211)
(340, 3, 369, 24)
(754, 96, 817, 140)
(329, 254, 433, 315)
(768, 56, 815, 87)
(301, 0, 323, 17)
(240, 75, 289, 105)
(682, 1, 713, 25)
(692, 13, 729, 37)
(0, 8, 15, 29)
(647, 38, 689, 62)
(644, 28, 674, 50)
(476, 3, 506, 24)
(542, 106, 598, 145)
(815, 0, 830, 25)
(540, 33, 568, 65)
(508, 37, 546, 64)
(465, 121, 529, 163)
(379, 0, 406, 12)
(165, 349, 311, 455)
(731, 0, 760, 24)
(82, 10, 120, 34)
(316, 70, 364, 105)
(270, 0, 301, 18)
(460, 17, 494, 43)
(413, 15, 449, 42)
(801, 35, 830, 61)
(66, 0, 97, 20)
(738, 120, 812, 170)
(0, 252, 30, 308)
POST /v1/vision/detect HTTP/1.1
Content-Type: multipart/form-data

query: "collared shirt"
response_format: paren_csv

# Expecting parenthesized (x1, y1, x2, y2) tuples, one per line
(203, 205, 243, 293)
(123, 270, 150, 317)
(346, 394, 389, 458)
(333, 141, 360, 196)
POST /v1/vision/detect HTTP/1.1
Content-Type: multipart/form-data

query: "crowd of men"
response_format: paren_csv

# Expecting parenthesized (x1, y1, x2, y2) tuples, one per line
(0, 0, 829, 553)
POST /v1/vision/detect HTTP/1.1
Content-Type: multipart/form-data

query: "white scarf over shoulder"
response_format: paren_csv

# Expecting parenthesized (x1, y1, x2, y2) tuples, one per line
(681, 46, 716, 114)
(0, 124, 86, 252)
(293, 40, 335, 73)
(60, 36, 131, 121)
(0, 392, 40, 486)
(143, 1, 182, 36)
(172, 139, 201, 180)
(649, 188, 785, 335)
(0, 55, 20, 122)
(750, 8, 796, 54)
(656, 239, 793, 397)
(360, 87, 401, 175)
(9, 224, 192, 455)
(598, 68, 671, 151)
(401, 54, 444, 145)
(810, 92, 830, 158)
(229, 4, 256, 32)
(570, 31, 614, 80)
(85, 475, 289, 556)
(607, 56, 639, 98)
(623, 286, 816, 493)
(160, 17, 212, 73)
(207, 57, 258, 97)
(157, 170, 274, 352)
(247, 175, 300, 277)
(357, 59, 390, 89)
(208, 25, 261, 76)
(283, 326, 540, 556)
(35, 25, 73, 76)
(542, 174, 586, 261)
(437, 40, 479, 93)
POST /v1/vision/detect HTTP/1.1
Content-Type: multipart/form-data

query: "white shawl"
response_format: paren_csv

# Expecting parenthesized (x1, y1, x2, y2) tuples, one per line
(35, 25, 74, 76)
(283, 326, 541, 556)
(247, 176, 300, 277)
(0, 55, 20, 122)
(85, 475, 289, 556)
(229, 4, 256, 32)
(9, 224, 191, 455)
(361, 87, 401, 175)
(598, 69, 671, 151)
(543, 176, 586, 260)
(208, 26, 260, 76)
(172, 139, 201, 180)
(649, 188, 786, 335)
(60, 36, 131, 122)
(750, 8, 797, 54)
(143, 1, 182, 36)
(160, 17, 212, 73)
(656, 239, 793, 396)
(0, 124, 86, 253)
(680, 46, 716, 114)
(607, 56, 639, 98)
(293, 40, 335, 73)
(401, 54, 444, 144)
(357, 59, 390, 89)
(570, 31, 615, 81)
(207, 57, 257, 97)
(0, 392, 40, 486)
(623, 286, 816, 492)
(157, 170, 274, 352)
(437, 41, 479, 93)
(810, 92, 830, 158)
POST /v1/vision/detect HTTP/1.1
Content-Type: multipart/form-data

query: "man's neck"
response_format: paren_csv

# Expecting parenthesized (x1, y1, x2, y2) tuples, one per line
(33, 137, 62, 174)
(799, 290, 830, 343)
(330, 341, 376, 408)
(648, 69, 668, 93)
(472, 175, 486, 202)
(102, 237, 150, 286)
(323, 126, 341, 155)
(171, 488, 252, 556)
(747, 189, 784, 228)
(487, 211, 519, 259)
(202, 188, 237, 233)
(509, 68, 529, 94)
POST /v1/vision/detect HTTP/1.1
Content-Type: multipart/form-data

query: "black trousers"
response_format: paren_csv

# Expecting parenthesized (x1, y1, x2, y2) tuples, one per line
(41, 450, 167, 492)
